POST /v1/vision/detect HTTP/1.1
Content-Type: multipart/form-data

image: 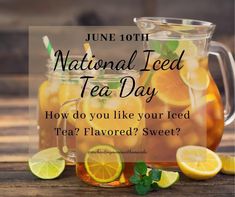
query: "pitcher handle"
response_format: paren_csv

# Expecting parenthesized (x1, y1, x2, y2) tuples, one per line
(209, 41, 235, 125)
(57, 98, 80, 163)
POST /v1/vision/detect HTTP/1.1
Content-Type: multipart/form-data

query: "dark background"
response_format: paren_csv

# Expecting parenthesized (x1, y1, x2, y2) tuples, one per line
(0, 0, 234, 95)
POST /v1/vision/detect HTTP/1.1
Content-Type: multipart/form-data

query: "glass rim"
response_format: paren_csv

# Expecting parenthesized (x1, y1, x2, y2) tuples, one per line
(134, 17, 216, 38)
(134, 17, 215, 28)
(90, 69, 140, 82)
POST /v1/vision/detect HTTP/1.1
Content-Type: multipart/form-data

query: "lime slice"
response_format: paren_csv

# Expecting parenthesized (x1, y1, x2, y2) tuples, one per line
(156, 171, 179, 188)
(85, 145, 123, 183)
(28, 147, 65, 179)
(219, 154, 235, 175)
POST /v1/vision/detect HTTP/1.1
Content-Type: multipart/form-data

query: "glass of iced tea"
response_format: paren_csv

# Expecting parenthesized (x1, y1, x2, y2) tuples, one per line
(38, 56, 93, 150)
(134, 17, 235, 166)
(57, 70, 145, 187)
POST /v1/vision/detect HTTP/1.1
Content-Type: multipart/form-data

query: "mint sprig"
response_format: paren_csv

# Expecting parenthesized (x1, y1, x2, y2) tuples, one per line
(149, 40, 179, 60)
(129, 161, 162, 195)
(143, 40, 180, 88)
(134, 161, 148, 175)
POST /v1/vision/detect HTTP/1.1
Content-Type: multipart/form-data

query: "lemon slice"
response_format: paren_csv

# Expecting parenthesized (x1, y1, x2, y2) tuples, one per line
(83, 96, 142, 131)
(180, 59, 209, 90)
(84, 145, 123, 183)
(176, 145, 222, 180)
(219, 154, 235, 175)
(119, 173, 126, 183)
(156, 171, 179, 188)
(175, 40, 197, 57)
(151, 70, 190, 106)
(28, 147, 65, 179)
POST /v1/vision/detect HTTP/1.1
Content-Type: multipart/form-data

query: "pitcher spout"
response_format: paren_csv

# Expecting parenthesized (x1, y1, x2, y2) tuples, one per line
(133, 17, 159, 34)
(134, 17, 215, 39)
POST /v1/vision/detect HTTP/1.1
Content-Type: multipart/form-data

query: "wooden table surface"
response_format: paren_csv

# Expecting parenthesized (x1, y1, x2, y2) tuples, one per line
(0, 162, 234, 197)
(0, 97, 234, 197)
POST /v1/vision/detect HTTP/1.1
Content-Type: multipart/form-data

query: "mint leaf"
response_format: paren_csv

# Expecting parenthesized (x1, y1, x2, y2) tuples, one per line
(130, 174, 141, 184)
(149, 40, 178, 55)
(143, 175, 152, 186)
(149, 39, 179, 61)
(149, 169, 162, 181)
(149, 40, 161, 53)
(108, 81, 120, 89)
(160, 51, 178, 61)
(131, 162, 162, 195)
(166, 40, 179, 51)
(151, 182, 159, 190)
(134, 161, 147, 175)
(135, 183, 151, 195)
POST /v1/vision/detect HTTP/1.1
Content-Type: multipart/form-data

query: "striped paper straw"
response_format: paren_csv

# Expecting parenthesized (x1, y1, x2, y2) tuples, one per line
(83, 42, 100, 76)
(83, 42, 93, 61)
(42, 36, 55, 60)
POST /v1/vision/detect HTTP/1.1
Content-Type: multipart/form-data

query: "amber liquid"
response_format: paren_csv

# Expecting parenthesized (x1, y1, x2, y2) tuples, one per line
(38, 80, 78, 150)
(74, 95, 145, 186)
(143, 57, 224, 166)
(76, 163, 134, 187)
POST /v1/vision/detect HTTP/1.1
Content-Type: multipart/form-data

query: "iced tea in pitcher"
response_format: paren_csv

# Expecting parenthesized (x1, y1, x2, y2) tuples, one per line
(134, 17, 235, 165)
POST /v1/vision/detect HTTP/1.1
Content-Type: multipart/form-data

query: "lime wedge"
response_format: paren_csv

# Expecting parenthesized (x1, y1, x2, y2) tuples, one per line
(156, 170, 179, 188)
(28, 147, 65, 179)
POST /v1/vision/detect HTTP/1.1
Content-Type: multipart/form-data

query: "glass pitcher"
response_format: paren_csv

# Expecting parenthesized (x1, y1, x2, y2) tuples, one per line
(134, 17, 235, 166)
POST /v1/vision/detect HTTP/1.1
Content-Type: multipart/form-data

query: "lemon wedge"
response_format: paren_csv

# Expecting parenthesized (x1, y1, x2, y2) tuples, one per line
(176, 145, 222, 180)
(219, 154, 235, 175)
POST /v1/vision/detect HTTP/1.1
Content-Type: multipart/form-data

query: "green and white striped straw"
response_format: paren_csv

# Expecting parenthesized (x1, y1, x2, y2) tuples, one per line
(42, 35, 55, 61)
